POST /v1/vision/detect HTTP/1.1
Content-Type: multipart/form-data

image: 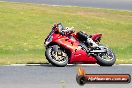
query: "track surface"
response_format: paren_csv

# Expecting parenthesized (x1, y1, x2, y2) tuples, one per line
(0, 65, 131, 88)
(1, 0, 132, 10)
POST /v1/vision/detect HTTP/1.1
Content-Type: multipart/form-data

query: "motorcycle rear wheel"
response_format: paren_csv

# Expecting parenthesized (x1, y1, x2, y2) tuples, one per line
(96, 45, 116, 66)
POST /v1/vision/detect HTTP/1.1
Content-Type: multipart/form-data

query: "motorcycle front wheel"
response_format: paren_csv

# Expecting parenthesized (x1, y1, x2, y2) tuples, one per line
(45, 45, 68, 67)
(96, 45, 116, 66)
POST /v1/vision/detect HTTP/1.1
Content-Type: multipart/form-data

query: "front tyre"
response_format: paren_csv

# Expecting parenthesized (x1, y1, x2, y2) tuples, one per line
(96, 45, 116, 66)
(45, 45, 68, 67)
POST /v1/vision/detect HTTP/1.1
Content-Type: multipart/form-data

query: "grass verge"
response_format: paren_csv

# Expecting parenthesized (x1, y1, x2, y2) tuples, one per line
(0, 2, 132, 64)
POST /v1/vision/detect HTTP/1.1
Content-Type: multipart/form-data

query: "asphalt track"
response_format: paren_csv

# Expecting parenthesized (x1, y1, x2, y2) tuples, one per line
(0, 64, 131, 88)
(1, 0, 132, 10)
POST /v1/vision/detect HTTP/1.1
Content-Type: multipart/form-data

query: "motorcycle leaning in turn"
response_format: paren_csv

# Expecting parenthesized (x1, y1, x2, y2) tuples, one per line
(44, 23, 116, 67)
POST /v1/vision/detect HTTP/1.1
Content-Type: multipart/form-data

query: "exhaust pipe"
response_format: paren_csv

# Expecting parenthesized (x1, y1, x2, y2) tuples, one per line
(89, 49, 106, 53)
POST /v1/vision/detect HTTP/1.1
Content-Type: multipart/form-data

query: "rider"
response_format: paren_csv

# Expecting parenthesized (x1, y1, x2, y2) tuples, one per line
(53, 23, 74, 35)
(53, 23, 98, 48)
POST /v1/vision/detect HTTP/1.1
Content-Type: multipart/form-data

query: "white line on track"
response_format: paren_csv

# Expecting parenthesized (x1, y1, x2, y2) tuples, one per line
(2, 64, 132, 66)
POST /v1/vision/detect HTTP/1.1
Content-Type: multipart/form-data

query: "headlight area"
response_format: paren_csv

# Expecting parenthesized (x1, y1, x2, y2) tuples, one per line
(45, 36, 53, 46)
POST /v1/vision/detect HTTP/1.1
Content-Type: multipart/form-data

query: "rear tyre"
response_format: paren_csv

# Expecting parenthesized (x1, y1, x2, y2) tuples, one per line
(96, 45, 116, 66)
(45, 45, 68, 67)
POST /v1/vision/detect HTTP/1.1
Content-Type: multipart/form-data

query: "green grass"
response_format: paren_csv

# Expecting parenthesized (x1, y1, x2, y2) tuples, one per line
(0, 2, 132, 64)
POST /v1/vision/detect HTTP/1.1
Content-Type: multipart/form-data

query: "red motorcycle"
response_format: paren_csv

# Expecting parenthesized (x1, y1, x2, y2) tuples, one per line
(44, 23, 116, 67)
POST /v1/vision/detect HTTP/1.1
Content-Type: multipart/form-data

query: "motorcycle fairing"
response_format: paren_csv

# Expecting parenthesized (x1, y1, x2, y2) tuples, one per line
(51, 33, 97, 64)
(92, 34, 102, 42)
